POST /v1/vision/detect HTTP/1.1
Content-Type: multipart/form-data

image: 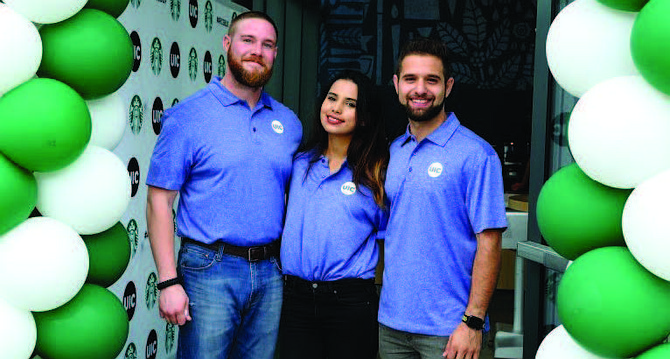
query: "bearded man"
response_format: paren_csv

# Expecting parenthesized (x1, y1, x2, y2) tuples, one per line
(146, 11, 302, 359)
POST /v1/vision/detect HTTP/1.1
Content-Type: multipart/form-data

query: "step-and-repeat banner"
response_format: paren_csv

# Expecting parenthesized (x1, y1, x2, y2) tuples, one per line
(111, 1, 246, 358)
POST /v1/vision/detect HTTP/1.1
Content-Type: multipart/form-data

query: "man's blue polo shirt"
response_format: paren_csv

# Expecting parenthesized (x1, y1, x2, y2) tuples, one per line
(379, 113, 507, 336)
(146, 76, 302, 246)
(280, 151, 387, 281)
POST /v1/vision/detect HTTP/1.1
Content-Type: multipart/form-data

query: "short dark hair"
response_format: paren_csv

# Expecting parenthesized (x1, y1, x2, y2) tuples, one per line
(228, 11, 278, 39)
(396, 37, 452, 80)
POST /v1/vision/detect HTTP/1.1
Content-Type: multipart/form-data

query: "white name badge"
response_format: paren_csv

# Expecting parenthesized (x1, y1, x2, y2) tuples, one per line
(428, 162, 443, 178)
(341, 181, 356, 195)
(271, 120, 284, 134)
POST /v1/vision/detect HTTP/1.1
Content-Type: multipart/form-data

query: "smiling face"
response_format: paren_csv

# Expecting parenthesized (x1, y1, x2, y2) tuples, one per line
(394, 54, 454, 123)
(320, 79, 359, 139)
(223, 18, 277, 88)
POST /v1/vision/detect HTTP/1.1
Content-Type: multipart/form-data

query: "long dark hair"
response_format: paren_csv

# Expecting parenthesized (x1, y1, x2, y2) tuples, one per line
(301, 70, 389, 208)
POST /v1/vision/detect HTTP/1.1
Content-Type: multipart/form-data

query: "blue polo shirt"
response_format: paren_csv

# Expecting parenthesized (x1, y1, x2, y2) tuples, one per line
(280, 150, 387, 281)
(146, 76, 302, 246)
(379, 113, 507, 336)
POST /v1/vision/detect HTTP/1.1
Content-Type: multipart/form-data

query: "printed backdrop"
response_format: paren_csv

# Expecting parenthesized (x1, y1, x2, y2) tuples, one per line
(108, 1, 246, 358)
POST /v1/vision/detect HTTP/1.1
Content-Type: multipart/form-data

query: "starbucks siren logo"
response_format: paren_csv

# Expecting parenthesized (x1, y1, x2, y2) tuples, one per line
(129, 95, 144, 135)
(218, 54, 226, 78)
(150, 37, 163, 76)
(203, 51, 212, 83)
(188, 47, 198, 81)
(125, 343, 138, 359)
(170, 0, 181, 20)
(123, 281, 137, 321)
(165, 323, 176, 354)
(146, 272, 158, 310)
(127, 157, 140, 197)
(188, 0, 198, 28)
(146, 330, 158, 359)
(130, 31, 142, 72)
(152, 97, 164, 135)
(204, 0, 213, 32)
(169, 42, 180, 78)
(127, 219, 139, 258)
(131, 0, 141, 8)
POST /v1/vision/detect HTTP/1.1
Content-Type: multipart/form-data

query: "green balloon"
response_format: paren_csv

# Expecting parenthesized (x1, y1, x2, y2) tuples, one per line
(631, 0, 670, 96)
(84, 0, 131, 18)
(557, 247, 670, 358)
(0, 78, 91, 172)
(82, 222, 131, 287)
(34, 284, 129, 359)
(637, 343, 670, 359)
(0, 154, 37, 234)
(536, 163, 631, 260)
(38, 9, 133, 99)
(596, 0, 648, 11)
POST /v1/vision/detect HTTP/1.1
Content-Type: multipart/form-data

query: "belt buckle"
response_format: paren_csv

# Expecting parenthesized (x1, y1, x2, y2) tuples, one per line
(247, 246, 265, 261)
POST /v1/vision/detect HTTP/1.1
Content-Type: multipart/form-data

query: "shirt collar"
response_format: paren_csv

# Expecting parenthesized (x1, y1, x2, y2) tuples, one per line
(400, 112, 460, 147)
(209, 76, 273, 110)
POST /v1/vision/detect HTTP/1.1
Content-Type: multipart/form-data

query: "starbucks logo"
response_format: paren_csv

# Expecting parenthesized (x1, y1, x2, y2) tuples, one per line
(127, 157, 140, 197)
(123, 281, 137, 321)
(127, 219, 139, 258)
(172, 209, 178, 234)
(146, 272, 158, 310)
(152, 97, 164, 135)
(129, 95, 144, 135)
(150, 37, 163, 76)
(203, 51, 212, 83)
(204, 0, 213, 32)
(125, 343, 138, 359)
(131, 0, 141, 8)
(188, 0, 198, 28)
(188, 47, 198, 81)
(170, 0, 180, 21)
(169, 42, 180, 78)
(130, 31, 142, 72)
(146, 330, 158, 359)
(217, 54, 226, 78)
(165, 323, 176, 354)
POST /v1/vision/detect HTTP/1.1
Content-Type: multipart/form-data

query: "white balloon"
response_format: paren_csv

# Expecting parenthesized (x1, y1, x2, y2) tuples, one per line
(622, 169, 670, 281)
(568, 76, 670, 189)
(87, 93, 126, 150)
(0, 217, 88, 311)
(4, 0, 87, 24)
(0, 297, 36, 359)
(546, 0, 639, 98)
(35, 146, 131, 235)
(536, 325, 616, 359)
(0, 4, 42, 96)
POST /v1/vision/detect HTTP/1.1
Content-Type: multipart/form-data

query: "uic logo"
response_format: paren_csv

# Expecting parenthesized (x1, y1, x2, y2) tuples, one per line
(152, 97, 164, 135)
(203, 51, 213, 83)
(188, 47, 198, 81)
(127, 157, 140, 197)
(150, 37, 163, 76)
(127, 219, 139, 257)
(169, 42, 180, 78)
(204, 0, 213, 32)
(146, 330, 158, 359)
(341, 182, 356, 195)
(170, 0, 180, 20)
(271, 120, 284, 134)
(130, 31, 142, 72)
(188, 0, 198, 28)
(124, 281, 137, 321)
(146, 272, 158, 309)
(428, 162, 443, 178)
(129, 95, 144, 135)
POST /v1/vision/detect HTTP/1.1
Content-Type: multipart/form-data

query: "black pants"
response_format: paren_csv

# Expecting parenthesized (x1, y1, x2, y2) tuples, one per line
(279, 275, 379, 359)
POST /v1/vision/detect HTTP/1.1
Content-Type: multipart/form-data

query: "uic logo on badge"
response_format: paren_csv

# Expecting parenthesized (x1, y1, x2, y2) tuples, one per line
(271, 120, 284, 134)
(341, 181, 356, 195)
(428, 162, 443, 178)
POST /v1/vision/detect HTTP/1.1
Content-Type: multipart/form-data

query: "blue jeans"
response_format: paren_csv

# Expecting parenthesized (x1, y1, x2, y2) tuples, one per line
(176, 241, 283, 359)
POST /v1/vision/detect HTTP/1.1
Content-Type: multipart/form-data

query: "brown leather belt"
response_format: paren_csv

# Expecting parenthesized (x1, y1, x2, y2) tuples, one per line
(181, 237, 279, 261)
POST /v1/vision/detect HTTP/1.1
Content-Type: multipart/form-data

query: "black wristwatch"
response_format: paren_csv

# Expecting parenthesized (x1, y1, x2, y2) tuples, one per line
(462, 314, 485, 330)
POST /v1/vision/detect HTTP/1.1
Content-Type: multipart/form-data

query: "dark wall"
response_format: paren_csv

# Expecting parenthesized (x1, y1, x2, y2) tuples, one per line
(318, 0, 536, 150)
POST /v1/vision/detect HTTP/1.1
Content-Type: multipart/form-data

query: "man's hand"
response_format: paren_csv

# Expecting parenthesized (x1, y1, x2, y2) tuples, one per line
(443, 322, 482, 359)
(159, 284, 192, 326)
